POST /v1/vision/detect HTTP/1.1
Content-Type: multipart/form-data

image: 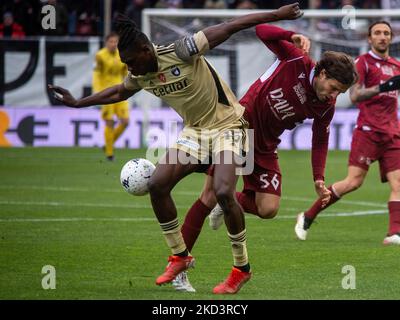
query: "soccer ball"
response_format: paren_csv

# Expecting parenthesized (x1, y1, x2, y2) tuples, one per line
(120, 158, 156, 196)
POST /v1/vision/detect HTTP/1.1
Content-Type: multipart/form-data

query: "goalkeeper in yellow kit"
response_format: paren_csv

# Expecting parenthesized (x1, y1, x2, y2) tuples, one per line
(92, 32, 129, 161)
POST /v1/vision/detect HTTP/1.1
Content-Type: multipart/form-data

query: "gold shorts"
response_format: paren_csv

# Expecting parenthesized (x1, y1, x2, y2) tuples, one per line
(171, 117, 249, 164)
(101, 101, 129, 121)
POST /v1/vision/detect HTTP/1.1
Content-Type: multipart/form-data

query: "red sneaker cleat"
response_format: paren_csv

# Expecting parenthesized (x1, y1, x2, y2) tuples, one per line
(213, 267, 251, 294)
(156, 255, 195, 286)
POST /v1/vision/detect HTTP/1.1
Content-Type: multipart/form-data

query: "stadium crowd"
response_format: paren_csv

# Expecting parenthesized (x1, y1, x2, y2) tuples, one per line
(0, 0, 387, 37)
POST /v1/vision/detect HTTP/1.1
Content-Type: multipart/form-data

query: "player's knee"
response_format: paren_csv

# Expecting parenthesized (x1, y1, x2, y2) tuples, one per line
(147, 177, 171, 196)
(200, 188, 217, 209)
(257, 203, 279, 219)
(390, 177, 400, 193)
(215, 189, 235, 212)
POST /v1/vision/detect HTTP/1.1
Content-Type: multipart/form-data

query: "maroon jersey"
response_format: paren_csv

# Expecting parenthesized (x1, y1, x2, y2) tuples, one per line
(355, 51, 400, 135)
(240, 24, 336, 181)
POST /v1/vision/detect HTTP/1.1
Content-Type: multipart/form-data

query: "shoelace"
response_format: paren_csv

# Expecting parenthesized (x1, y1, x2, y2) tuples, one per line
(180, 272, 187, 282)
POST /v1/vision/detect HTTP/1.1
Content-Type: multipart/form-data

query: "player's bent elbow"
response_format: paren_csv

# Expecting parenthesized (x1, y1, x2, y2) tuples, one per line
(350, 95, 359, 105)
(255, 24, 264, 37)
(349, 90, 360, 104)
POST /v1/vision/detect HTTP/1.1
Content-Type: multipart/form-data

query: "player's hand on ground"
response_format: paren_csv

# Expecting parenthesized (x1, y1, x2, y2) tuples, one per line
(314, 180, 331, 207)
(291, 34, 310, 54)
(275, 2, 304, 20)
(379, 75, 400, 93)
(48, 84, 78, 107)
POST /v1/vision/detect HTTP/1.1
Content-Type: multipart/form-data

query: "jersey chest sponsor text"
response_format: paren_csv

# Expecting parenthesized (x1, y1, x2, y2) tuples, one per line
(151, 78, 189, 97)
(267, 87, 296, 121)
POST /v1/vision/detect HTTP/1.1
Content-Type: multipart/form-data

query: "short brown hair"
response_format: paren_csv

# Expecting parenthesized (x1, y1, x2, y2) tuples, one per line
(368, 21, 392, 38)
(314, 51, 358, 86)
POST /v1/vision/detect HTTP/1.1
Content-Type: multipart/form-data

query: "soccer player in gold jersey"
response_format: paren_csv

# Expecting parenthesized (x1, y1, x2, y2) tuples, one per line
(49, 3, 303, 294)
(92, 32, 129, 161)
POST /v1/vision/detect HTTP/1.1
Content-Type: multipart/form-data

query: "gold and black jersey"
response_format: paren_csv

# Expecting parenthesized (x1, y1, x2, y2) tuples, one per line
(124, 31, 244, 130)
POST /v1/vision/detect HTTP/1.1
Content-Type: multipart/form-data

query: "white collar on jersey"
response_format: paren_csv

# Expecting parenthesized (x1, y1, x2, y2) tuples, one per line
(309, 67, 315, 85)
(368, 50, 389, 61)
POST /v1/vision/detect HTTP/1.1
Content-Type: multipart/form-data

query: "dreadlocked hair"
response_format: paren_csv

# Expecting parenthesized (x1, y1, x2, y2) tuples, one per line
(114, 14, 149, 52)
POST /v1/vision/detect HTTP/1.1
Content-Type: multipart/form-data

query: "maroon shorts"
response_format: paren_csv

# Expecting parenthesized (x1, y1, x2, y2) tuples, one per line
(348, 128, 400, 182)
(206, 155, 282, 196)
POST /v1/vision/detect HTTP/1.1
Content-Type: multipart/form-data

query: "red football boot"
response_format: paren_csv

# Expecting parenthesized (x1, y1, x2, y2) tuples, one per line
(156, 255, 195, 285)
(213, 267, 251, 294)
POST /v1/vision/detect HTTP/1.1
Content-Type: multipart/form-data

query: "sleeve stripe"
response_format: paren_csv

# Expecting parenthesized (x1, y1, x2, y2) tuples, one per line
(158, 48, 175, 56)
(157, 45, 175, 54)
(204, 58, 230, 106)
(185, 36, 199, 56)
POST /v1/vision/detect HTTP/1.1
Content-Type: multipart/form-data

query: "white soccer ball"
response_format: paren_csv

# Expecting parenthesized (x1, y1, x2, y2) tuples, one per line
(120, 158, 156, 196)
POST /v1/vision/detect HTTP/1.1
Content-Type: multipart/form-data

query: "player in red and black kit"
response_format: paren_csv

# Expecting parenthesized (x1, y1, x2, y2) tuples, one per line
(171, 24, 357, 293)
(295, 21, 400, 245)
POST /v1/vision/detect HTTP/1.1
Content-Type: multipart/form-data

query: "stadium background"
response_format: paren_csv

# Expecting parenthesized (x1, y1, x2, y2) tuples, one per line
(1, 0, 400, 301)
(2, 0, 400, 150)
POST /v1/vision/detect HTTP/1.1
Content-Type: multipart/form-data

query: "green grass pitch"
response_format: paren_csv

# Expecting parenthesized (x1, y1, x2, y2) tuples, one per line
(0, 147, 398, 300)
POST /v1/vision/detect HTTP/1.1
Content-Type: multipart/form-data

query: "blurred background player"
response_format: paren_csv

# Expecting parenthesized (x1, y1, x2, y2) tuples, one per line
(173, 24, 357, 292)
(92, 32, 129, 161)
(295, 21, 400, 245)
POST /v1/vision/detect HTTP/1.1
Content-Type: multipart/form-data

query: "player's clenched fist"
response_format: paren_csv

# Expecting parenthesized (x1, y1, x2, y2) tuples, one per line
(314, 180, 331, 208)
(48, 84, 78, 107)
(275, 2, 304, 20)
(291, 34, 311, 54)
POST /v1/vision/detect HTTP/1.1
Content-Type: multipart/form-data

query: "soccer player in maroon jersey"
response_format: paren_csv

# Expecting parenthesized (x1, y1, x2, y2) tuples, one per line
(295, 21, 400, 245)
(171, 24, 358, 293)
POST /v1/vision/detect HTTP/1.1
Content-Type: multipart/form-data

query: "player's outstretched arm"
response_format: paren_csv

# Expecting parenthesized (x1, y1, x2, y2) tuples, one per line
(350, 83, 379, 103)
(350, 75, 400, 103)
(311, 117, 332, 206)
(202, 2, 303, 49)
(48, 84, 139, 108)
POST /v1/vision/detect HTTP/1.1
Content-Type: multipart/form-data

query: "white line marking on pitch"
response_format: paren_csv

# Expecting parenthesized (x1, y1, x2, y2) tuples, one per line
(0, 210, 387, 223)
(0, 185, 386, 208)
(0, 200, 186, 209)
(0, 199, 384, 215)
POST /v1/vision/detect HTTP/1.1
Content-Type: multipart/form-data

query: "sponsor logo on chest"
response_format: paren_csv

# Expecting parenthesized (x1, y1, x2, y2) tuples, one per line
(152, 78, 189, 97)
(268, 88, 295, 120)
(381, 64, 394, 76)
(171, 66, 181, 76)
(293, 82, 307, 104)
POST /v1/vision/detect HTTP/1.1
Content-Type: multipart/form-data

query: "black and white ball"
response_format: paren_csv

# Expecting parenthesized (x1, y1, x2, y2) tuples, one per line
(120, 158, 156, 196)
